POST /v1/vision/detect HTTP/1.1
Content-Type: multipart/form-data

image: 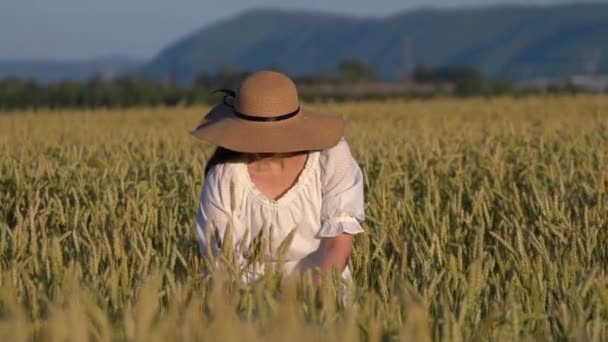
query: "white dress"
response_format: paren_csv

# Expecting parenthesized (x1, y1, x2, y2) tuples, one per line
(195, 138, 365, 281)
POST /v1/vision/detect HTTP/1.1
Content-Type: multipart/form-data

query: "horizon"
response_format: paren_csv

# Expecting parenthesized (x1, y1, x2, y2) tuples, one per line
(0, 0, 595, 61)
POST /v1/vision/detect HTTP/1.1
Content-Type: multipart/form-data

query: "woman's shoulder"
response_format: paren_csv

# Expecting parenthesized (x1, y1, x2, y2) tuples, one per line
(206, 161, 232, 179)
(204, 162, 241, 190)
(318, 137, 361, 186)
(320, 137, 354, 167)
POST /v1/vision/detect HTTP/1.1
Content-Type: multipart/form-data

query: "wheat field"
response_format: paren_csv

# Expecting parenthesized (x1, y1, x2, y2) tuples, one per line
(0, 96, 607, 341)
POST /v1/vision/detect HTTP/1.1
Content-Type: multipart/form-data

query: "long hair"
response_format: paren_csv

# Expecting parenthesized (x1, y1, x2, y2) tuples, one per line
(204, 147, 244, 176)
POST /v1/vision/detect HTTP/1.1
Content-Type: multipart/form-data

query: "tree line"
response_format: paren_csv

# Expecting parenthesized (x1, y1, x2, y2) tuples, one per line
(0, 60, 585, 110)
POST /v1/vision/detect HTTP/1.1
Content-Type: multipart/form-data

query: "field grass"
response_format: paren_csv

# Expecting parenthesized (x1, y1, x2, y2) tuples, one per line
(1, 96, 607, 341)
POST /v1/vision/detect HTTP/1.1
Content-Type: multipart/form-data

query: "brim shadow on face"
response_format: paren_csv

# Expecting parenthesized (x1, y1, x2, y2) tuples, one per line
(191, 104, 345, 153)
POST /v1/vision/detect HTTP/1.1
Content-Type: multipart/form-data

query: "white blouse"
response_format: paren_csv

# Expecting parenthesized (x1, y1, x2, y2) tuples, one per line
(195, 138, 365, 281)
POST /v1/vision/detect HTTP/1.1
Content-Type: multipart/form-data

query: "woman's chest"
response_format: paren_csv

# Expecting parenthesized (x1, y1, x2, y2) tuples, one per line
(237, 195, 324, 260)
(232, 171, 323, 241)
(239, 189, 322, 235)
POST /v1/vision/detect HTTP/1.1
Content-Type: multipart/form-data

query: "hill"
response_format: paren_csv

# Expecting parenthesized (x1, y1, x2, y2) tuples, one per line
(142, 4, 608, 81)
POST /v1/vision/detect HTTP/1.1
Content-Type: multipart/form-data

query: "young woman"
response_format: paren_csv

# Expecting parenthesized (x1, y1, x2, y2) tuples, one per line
(191, 71, 365, 283)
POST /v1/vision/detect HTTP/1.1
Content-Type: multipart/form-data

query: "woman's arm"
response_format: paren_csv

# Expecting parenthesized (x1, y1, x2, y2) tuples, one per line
(314, 139, 365, 284)
(195, 165, 238, 259)
(318, 233, 353, 273)
(312, 233, 354, 286)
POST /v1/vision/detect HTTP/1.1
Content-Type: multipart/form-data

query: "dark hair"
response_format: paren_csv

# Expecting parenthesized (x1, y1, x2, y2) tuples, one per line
(204, 147, 244, 176)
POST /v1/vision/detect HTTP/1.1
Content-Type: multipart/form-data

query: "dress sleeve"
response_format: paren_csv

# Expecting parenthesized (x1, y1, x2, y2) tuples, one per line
(317, 138, 365, 238)
(195, 164, 240, 257)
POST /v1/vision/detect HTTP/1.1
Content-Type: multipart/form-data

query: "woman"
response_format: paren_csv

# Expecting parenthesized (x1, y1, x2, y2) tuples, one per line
(191, 71, 365, 283)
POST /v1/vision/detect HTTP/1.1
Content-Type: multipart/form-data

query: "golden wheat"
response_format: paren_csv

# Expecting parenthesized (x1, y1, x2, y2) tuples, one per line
(0, 96, 607, 341)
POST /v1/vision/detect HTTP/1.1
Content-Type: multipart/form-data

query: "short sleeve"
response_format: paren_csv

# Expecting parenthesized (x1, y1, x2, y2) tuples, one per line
(195, 164, 242, 257)
(317, 138, 365, 238)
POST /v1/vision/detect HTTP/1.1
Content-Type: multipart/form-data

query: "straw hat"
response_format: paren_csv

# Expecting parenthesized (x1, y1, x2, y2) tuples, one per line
(191, 71, 344, 153)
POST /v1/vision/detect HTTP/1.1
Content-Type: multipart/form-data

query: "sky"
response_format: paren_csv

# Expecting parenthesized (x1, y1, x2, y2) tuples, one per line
(0, 0, 594, 60)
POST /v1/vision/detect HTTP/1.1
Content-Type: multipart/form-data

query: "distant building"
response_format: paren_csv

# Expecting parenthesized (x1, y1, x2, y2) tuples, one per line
(520, 74, 608, 93)
(93, 68, 116, 83)
(567, 75, 608, 92)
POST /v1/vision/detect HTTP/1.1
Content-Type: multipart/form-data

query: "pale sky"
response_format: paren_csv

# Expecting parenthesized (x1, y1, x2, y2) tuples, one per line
(0, 0, 593, 60)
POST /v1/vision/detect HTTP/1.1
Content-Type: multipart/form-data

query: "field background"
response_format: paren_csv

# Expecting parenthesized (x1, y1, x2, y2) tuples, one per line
(1, 96, 607, 341)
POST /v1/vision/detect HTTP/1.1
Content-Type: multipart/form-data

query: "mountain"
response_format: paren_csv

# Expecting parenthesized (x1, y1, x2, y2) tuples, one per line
(142, 4, 608, 81)
(0, 56, 142, 83)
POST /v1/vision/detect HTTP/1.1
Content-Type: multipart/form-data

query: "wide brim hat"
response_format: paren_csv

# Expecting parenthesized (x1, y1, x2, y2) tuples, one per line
(191, 70, 345, 153)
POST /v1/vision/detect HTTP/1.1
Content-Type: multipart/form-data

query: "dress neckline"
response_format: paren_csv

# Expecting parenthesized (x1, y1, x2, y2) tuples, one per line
(235, 152, 318, 206)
